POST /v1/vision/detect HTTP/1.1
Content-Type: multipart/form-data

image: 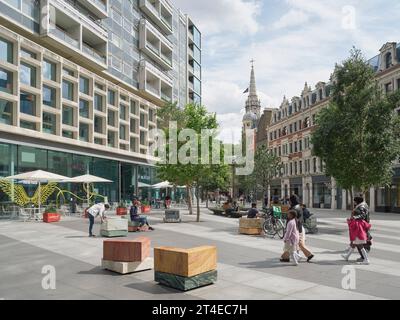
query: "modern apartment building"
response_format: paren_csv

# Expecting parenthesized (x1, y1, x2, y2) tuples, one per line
(0, 0, 201, 203)
(258, 42, 400, 213)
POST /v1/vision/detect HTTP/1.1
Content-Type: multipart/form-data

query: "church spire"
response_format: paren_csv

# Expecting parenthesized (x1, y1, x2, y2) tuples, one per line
(249, 59, 257, 97)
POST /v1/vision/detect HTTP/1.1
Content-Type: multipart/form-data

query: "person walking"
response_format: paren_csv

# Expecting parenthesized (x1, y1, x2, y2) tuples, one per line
(87, 202, 110, 237)
(281, 210, 301, 266)
(281, 195, 314, 262)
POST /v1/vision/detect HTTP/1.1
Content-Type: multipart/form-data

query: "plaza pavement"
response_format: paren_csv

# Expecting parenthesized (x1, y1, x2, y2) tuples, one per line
(0, 207, 399, 300)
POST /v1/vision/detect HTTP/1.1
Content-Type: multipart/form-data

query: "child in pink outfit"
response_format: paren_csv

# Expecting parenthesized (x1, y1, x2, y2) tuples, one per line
(282, 210, 301, 265)
(342, 212, 372, 265)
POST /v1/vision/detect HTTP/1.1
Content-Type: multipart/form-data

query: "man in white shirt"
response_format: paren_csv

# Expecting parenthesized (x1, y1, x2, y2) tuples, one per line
(87, 203, 110, 237)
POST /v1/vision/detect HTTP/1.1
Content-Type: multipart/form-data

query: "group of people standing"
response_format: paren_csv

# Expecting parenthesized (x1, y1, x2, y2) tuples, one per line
(280, 194, 372, 266)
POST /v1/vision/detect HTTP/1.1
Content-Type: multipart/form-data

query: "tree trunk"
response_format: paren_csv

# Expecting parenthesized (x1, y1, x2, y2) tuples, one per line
(187, 185, 193, 215)
(196, 185, 200, 222)
(350, 188, 354, 211)
(206, 188, 209, 208)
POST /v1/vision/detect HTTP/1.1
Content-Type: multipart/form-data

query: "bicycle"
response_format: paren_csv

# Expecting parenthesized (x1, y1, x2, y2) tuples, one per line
(261, 207, 286, 239)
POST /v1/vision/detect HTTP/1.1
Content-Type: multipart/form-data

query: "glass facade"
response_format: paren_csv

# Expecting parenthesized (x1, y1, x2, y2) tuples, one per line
(62, 80, 74, 100)
(20, 91, 36, 116)
(43, 60, 56, 81)
(20, 62, 36, 87)
(0, 37, 13, 63)
(79, 76, 90, 95)
(313, 182, 332, 209)
(43, 85, 56, 108)
(0, 99, 13, 125)
(94, 94, 103, 112)
(62, 105, 74, 126)
(79, 99, 89, 118)
(0, 67, 13, 94)
(42, 112, 56, 135)
(79, 122, 89, 142)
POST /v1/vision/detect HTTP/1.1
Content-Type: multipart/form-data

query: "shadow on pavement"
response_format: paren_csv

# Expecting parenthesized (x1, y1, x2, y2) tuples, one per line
(125, 282, 182, 295)
(77, 267, 120, 276)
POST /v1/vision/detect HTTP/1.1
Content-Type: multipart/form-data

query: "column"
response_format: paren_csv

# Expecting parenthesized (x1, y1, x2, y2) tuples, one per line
(369, 187, 375, 213)
(341, 189, 347, 211)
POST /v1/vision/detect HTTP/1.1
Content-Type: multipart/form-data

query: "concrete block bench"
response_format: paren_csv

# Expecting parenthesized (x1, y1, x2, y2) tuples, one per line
(163, 210, 181, 223)
(239, 217, 265, 235)
(100, 217, 128, 238)
(154, 246, 217, 291)
(101, 237, 153, 274)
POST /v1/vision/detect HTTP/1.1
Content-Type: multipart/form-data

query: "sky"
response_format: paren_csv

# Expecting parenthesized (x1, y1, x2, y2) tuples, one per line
(173, 0, 400, 143)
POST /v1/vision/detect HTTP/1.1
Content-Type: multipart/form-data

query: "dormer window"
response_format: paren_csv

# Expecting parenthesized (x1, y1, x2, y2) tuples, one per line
(385, 52, 392, 69)
(319, 89, 323, 100)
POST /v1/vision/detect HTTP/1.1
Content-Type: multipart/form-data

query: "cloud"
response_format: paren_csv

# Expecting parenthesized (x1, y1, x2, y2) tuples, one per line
(173, 0, 261, 35)
(272, 9, 310, 30)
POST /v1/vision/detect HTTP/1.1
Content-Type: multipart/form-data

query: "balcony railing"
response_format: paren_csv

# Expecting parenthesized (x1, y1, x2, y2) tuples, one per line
(146, 42, 160, 55)
(82, 43, 106, 63)
(161, 92, 172, 102)
(160, 52, 172, 67)
(147, 84, 160, 96)
(160, 15, 172, 30)
(146, 0, 159, 17)
(49, 24, 79, 48)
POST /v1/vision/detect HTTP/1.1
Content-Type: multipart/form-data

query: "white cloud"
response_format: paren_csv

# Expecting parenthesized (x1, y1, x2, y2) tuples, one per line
(173, 0, 261, 35)
(272, 9, 310, 30)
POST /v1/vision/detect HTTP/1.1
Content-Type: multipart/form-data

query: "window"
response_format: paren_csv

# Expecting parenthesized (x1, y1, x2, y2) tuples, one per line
(94, 137, 104, 145)
(120, 104, 126, 120)
(42, 112, 56, 135)
(294, 122, 297, 132)
(0, 68, 13, 94)
(385, 52, 392, 69)
(299, 161, 303, 174)
(62, 105, 74, 126)
(108, 90, 116, 105)
(107, 131, 116, 147)
(149, 109, 155, 122)
(20, 63, 36, 87)
(108, 110, 116, 127)
(62, 130, 74, 139)
(0, 99, 13, 125)
(20, 91, 36, 116)
(20, 48, 36, 59)
(294, 141, 298, 153)
(63, 68, 75, 77)
(313, 158, 317, 173)
(79, 99, 89, 118)
(43, 85, 56, 108)
(140, 131, 146, 145)
(120, 124, 126, 140)
(294, 162, 298, 175)
(22, 0, 40, 21)
(94, 116, 104, 134)
(62, 80, 74, 100)
(140, 113, 146, 127)
(397, 79, 400, 91)
(130, 100, 138, 114)
(0, 37, 13, 63)
(299, 140, 303, 151)
(289, 124, 293, 134)
(290, 163, 293, 176)
(289, 143, 293, 154)
(79, 122, 89, 142)
(43, 60, 56, 81)
(385, 82, 393, 93)
(94, 94, 103, 112)
(95, 82, 105, 91)
(20, 120, 36, 131)
(79, 77, 90, 95)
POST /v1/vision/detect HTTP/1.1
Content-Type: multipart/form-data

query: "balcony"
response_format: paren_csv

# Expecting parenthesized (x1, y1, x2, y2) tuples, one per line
(139, 60, 173, 103)
(42, 1, 108, 70)
(139, 19, 173, 70)
(76, 0, 109, 19)
(139, 0, 173, 35)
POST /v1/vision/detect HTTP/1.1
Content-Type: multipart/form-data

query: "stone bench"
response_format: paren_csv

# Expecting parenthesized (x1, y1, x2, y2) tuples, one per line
(100, 217, 128, 238)
(239, 217, 265, 235)
(163, 210, 181, 223)
(154, 246, 217, 291)
(101, 237, 153, 274)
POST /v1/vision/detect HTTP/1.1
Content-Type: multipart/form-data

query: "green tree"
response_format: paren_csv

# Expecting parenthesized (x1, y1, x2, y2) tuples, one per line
(312, 48, 400, 197)
(156, 103, 227, 221)
(253, 145, 282, 203)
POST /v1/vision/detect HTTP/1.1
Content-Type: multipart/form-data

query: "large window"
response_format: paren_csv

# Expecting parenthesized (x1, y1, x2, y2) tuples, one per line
(0, 68, 13, 94)
(42, 112, 56, 135)
(0, 99, 13, 125)
(43, 60, 56, 81)
(20, 91, 36, 116)
(20, 48, 37, 59)
(94, 94, 103, 112)
(140, 113, 146, 127)
(62, 80, 74, 101)
(120, 124, 126, 140)
(94, 116, 104, 134)
(62, 105, 74, 126)
(21, 0, 40, 21)
(385, 52, 392, 69)
(120, 104, 126, 120)
(20, 62, 36, 87)
(20, 120, 37, 131)
(108, 90, 116, 105)
(43, 85, 56, 108)
(79, 76, 90, 95)
(107, 131, 116, 148)
(79, 99, 89, 118)
(0, 37, 13, 63)
(108, 110, 116, 127)
(79, 122, 89, 142)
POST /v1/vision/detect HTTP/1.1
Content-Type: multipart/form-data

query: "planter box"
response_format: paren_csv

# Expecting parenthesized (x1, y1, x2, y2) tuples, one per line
(239, 218, 265, 229)
(154, 246, 217, 278)
(100, 230, 128, 238)
(155, 270, 217, 291)
(141, 205, 151, 214)
(103, 237, 150, 262)
(43, 212, 61, 223)
(239, 227, 263, 235)
(116, 207, 128, 216)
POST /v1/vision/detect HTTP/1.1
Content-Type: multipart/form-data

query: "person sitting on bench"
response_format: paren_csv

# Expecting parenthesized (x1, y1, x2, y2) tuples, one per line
(247, 203, 260, 218)
(130, 200, 154, 230)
